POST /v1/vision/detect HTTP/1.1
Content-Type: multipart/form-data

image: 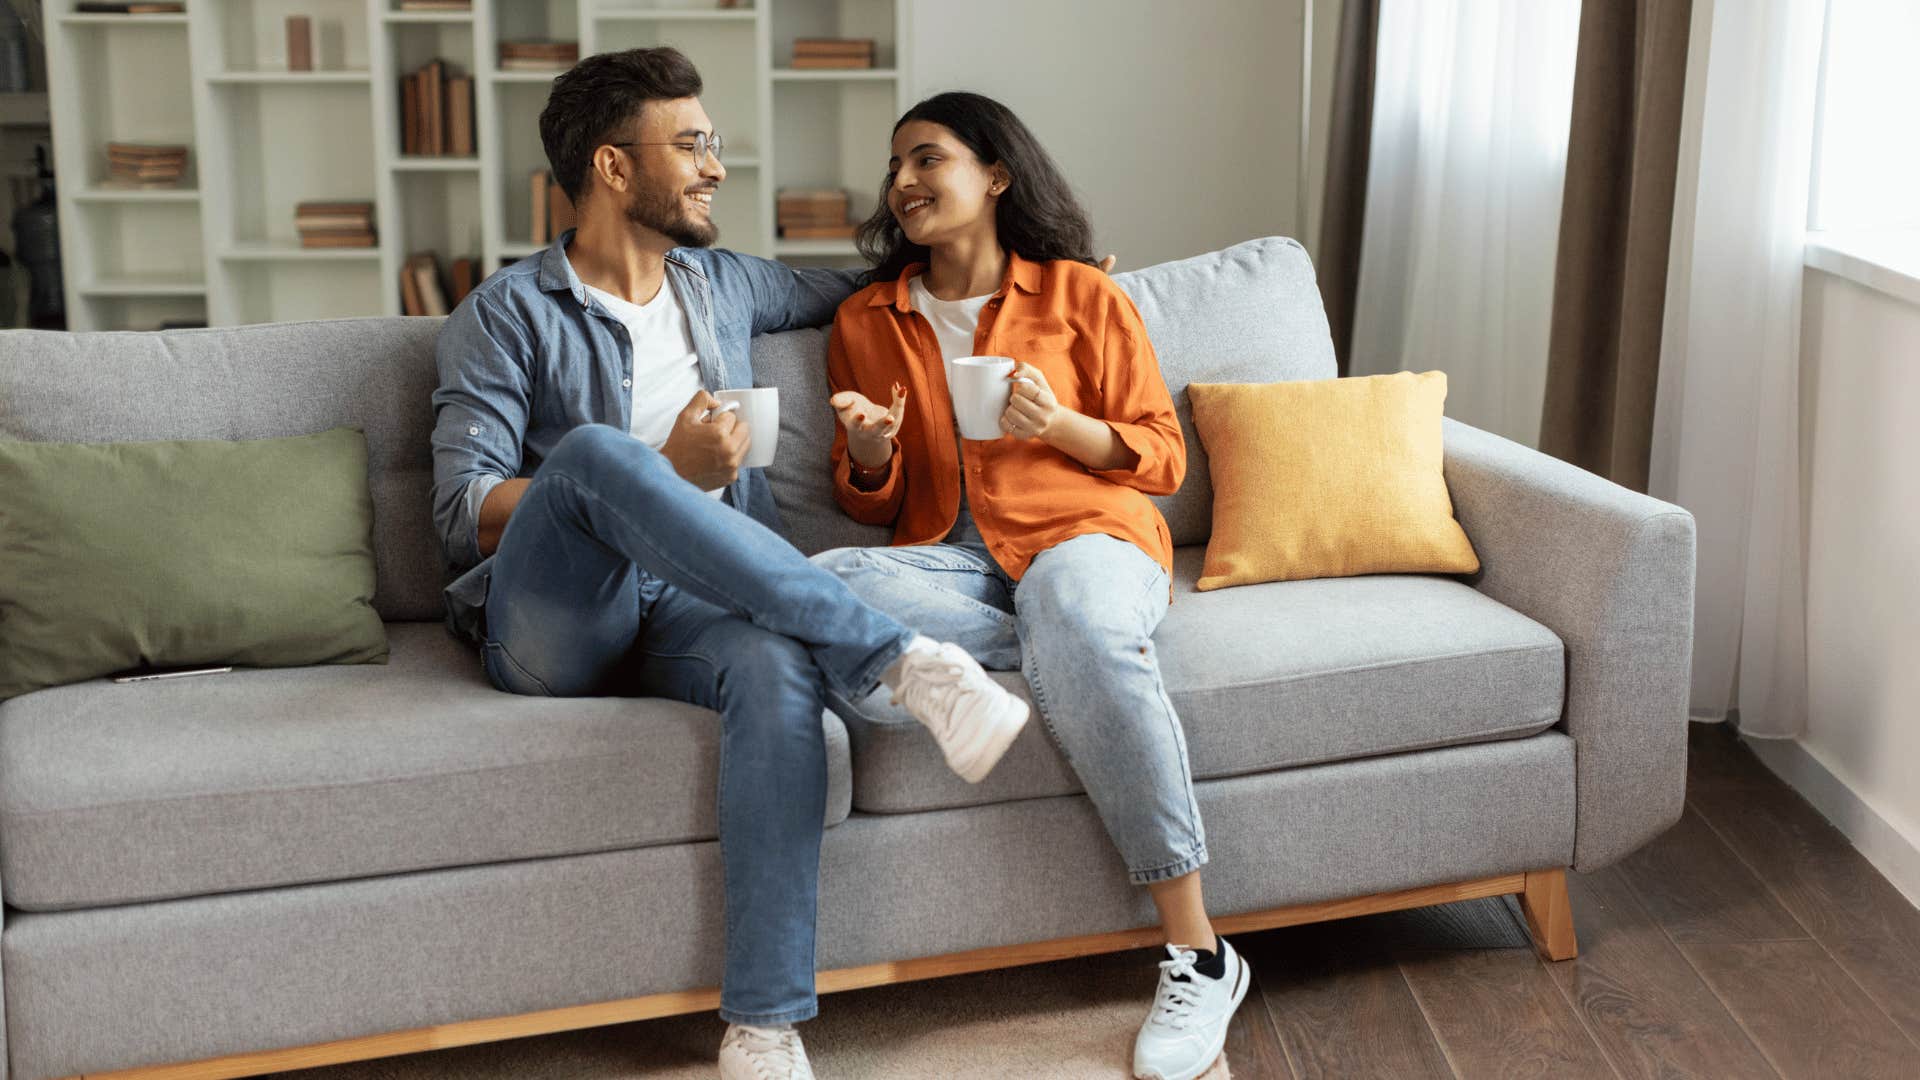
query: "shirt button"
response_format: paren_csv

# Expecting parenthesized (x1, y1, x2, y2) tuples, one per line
(622, 378, 632, 388)
(467, 425, 479, 436)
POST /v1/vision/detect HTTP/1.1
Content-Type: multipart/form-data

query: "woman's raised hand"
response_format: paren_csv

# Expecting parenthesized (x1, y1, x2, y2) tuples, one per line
(830, 381, 909, 466)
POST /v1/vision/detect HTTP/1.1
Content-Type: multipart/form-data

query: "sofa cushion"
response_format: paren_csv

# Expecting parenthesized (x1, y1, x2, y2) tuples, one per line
(0, 623, 853, 911)
(0, 319, 447, 622)
(835, 546, 1564, 814)
(0, 427, 390, 701)
(757, 237, 1337, 555)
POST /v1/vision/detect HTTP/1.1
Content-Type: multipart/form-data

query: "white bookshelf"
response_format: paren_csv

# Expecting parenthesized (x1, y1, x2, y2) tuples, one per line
(45, 0, 908, 330)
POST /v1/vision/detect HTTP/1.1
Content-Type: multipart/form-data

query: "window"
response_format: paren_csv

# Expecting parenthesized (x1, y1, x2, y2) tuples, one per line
(1809, 0, 1920, 232)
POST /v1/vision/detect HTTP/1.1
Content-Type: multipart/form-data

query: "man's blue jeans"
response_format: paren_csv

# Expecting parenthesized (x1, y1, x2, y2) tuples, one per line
(481, 424, 913, 1025)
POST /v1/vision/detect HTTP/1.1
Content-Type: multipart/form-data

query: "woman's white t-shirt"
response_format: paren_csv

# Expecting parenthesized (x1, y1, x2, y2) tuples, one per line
(907, 275, 994, 545)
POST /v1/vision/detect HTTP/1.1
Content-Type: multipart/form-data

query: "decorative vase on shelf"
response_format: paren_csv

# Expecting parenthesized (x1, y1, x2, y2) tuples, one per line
(12, 144, 64, 331)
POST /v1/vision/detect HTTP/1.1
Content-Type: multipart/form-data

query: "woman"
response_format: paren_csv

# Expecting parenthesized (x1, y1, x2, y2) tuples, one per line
(810, 92, 1248, 1080)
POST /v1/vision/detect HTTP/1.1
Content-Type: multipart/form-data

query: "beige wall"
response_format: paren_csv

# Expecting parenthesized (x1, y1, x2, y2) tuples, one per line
(906, 0, 1307, 272)
(1792, 266, 1920, 901)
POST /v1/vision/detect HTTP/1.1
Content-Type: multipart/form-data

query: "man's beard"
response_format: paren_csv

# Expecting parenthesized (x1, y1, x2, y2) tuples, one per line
(626, 181, 719, 248)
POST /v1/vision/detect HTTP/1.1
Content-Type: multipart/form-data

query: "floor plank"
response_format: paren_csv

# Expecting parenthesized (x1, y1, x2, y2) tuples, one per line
(1551, 866, 1778, 1078)
(1685, 720, 1775, 794)
(1393, 941, 1616, 1078)
(1220, 958, 1297, 1080)
(1614, 806, 1810, 944)
(1681, 940, 1920, 1079)
(1241, 921, 1451, 1080)
(1690, 776, 1920, 1047)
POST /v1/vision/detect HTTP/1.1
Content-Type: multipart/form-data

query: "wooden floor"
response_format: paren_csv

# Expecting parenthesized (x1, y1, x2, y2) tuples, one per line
(1218, 722, 1920, 1079)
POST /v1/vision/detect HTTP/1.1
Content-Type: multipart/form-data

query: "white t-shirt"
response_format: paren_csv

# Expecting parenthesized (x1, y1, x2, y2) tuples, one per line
(582, 277, 727, 499)
(909, 276, 993, 416)
(908, 275, 994, 545)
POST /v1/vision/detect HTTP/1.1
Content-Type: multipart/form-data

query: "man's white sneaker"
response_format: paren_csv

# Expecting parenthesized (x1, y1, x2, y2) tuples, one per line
(1133, 938, 1250, 1080)
(718, 1023, 816, 1080)
(885, 637, 1029, 783)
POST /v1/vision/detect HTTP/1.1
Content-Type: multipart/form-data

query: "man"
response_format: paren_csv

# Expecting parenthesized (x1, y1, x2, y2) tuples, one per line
(429, 48, 1031, 1080)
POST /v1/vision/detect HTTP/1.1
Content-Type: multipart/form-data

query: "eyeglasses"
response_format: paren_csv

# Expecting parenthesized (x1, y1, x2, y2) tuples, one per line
(609, 132, 724, 170)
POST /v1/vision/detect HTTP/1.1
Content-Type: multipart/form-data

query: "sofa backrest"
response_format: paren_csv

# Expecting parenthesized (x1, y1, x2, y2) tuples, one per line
(759, 236, 1336, 554)
(0, 318, 448, 622)
(0, 237, 1333, 620)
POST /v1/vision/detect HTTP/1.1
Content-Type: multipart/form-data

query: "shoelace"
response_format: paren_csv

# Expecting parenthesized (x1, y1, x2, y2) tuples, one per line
(732, 1025, 811, 1080)
(890, 648, 973, 739)
(1150, 947, 1207, 1031)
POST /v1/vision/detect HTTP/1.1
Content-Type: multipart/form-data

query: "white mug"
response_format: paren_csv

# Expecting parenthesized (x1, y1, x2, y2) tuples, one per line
(947, 356, 1027, 440)
(712, 387, 779, 468)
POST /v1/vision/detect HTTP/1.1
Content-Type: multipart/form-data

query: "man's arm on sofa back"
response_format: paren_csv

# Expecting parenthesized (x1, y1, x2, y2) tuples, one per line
(1441, 417, 1697, 871)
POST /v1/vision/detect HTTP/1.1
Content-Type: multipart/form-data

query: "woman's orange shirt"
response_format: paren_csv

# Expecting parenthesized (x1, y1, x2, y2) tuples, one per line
(827, 252, 1185, 581)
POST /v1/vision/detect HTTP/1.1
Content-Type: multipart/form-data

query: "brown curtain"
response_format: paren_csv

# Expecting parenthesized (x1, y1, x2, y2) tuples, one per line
(1538, 0, 1693, 492)
(1316, 0, 1379, 378)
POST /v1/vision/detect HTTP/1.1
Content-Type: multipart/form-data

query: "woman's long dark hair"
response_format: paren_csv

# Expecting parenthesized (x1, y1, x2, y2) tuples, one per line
(856, 92, 1097, 281)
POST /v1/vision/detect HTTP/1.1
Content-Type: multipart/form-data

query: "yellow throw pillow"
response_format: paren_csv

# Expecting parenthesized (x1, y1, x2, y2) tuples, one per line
(1188, 371, 1479, 591)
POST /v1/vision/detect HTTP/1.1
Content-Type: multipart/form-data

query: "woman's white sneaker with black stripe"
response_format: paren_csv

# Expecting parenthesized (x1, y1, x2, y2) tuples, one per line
(1132, 937, 1250, 1080)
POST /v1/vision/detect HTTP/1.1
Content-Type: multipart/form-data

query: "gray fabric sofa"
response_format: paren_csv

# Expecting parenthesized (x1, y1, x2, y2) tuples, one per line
(0, 237, 1695, 1080)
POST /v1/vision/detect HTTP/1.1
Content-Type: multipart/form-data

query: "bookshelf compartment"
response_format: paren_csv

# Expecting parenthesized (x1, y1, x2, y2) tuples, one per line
(79, 295, 208, 332)
(228, 260, 383, 323)
(77, 201, 204, 283)
(215, 82, 376, 247)
(772, 78, 892, 224)
(393, 169, 481, 263)
(65, 25, 194, 187)
(769, 0, 895, 70)
(212, 0, 371, 73)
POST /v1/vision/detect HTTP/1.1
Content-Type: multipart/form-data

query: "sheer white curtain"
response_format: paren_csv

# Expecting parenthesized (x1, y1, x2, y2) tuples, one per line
(1348, 0, 1581, 447)
(1651, 0, 1824, 737)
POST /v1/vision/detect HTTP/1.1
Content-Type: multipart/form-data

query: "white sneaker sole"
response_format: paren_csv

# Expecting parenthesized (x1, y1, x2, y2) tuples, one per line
(1134, 952, 1251, 1080)
(947, 695, 1029, 783)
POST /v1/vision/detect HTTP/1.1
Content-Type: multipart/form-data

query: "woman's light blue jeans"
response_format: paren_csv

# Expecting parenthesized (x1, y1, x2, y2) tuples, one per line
(482, 424, 914, 1026)
(811, 529, 1209, 885)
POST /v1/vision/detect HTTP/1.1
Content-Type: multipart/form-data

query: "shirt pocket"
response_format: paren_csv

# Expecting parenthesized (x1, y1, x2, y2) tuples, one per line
(1008, 331, 1097, 413)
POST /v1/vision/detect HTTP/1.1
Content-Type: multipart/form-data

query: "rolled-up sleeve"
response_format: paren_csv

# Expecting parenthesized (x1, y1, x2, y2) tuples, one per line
(1090, 295, 1186, 496)
(430, 296, 533, 570)
(826, 323, 905, 525)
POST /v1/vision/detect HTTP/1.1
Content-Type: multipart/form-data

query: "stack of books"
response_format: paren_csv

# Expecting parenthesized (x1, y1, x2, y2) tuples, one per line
(106, 142, 188, 188)
(790, 39, 875, 69)
(499, 41, 579, 72)
(400, 252, 478, 316)
(401, 60, 474, 157)
(295, 201, 376, 248)
(528, 170, 577, 245)
(777, 188, 852, 240)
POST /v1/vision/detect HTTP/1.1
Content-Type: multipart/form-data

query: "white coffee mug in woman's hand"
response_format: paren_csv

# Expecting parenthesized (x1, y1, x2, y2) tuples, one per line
(948, 356, 1032, 440)
(712, 387, 779, 468)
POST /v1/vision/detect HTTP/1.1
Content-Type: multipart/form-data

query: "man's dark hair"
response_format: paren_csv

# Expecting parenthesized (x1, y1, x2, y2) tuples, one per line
(857, 91, 1097, 281)
(540, 48, 703, 203)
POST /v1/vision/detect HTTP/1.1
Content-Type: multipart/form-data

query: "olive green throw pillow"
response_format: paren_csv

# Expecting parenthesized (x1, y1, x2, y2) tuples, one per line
(0, 427, 388, 700)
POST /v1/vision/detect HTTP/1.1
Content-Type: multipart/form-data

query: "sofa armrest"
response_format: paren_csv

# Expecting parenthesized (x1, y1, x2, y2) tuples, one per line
(1441, 418, 1696, 871)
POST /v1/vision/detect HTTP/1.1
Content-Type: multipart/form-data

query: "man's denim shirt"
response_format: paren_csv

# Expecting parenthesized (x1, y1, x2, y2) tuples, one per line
(430, 230, 863, 643)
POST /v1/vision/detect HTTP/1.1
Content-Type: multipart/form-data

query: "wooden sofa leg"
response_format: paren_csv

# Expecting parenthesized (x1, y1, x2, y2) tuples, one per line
(1518, 868, 1579, 960)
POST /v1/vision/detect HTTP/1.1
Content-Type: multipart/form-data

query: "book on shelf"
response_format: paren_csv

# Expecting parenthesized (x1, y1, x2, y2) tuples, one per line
(498, 58, 571, 72)
(75, 2, 186, 13)
(449, 257, 478, 307)
(794, 39, 876, 55)
(446, 76, 473, 156)
(401, 72, 419, 154)
(300, 232, 377, 249)
(286, 16, 312, 72)
(790, 56, 876, 69)
(424, 60, 443, 159)
(400, 256, 425, 315)
(408, 254, 449, 316)
(779, 224, 856, 240)
(530, 170, 548, 245)
(397, 0, 471, 10)
(527, 170, 577, 245)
